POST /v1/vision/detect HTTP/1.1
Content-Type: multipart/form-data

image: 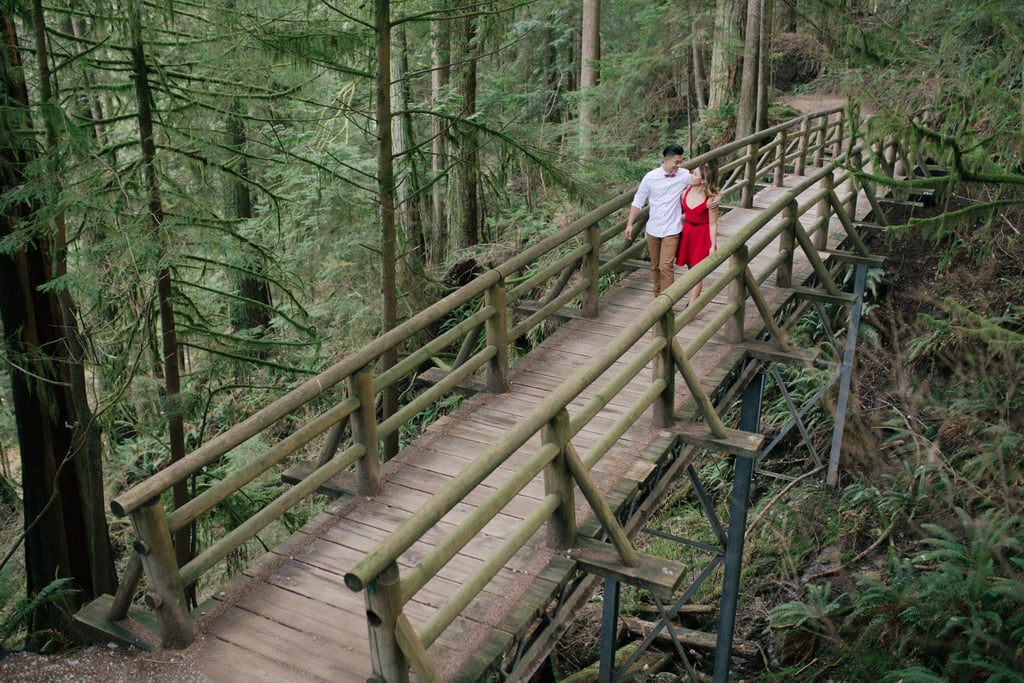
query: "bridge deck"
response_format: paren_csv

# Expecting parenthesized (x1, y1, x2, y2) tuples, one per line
(182, 174, 872, 681)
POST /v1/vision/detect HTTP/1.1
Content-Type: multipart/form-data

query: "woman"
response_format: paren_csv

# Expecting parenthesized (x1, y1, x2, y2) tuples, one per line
(675, 162, 720, 308)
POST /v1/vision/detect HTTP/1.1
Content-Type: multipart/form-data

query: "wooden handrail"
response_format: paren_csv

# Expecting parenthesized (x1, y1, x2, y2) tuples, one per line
(104, 107, 864, 659)
(345, 131, 863, 601)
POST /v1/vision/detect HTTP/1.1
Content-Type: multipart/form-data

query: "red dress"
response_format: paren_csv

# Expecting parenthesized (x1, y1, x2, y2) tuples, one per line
(676, 187, 712, 267)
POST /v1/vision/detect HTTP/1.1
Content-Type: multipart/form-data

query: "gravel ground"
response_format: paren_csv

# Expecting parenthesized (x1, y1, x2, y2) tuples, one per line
(0, 643, 212, 682)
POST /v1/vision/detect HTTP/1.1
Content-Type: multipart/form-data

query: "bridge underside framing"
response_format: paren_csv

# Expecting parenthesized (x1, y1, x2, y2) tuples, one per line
(105, 156, 888, 682)
(590, 252, 880, 683)
(470, 173, 888, 682)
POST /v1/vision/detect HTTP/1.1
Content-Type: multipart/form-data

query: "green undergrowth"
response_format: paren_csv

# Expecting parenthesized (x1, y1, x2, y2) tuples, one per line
(622, 184, 1024, 681)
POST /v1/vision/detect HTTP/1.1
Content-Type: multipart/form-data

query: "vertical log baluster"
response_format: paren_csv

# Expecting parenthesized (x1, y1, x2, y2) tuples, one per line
(652, 310, 675, 428)
(728, 244, 749, 344)
(350, 366, 381, 496)
(796, 117, 811, 176)
(365, 562, 407, 682)
(582, 223, 602, 318)
(485, 278, 510, 393)
(776, 200, 798, 288)
(542, 408, 576, 549)
(131, 498, 194, 648)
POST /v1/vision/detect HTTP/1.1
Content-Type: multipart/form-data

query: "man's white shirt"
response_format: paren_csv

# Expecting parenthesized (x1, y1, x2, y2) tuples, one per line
(631, 167, 692, 238)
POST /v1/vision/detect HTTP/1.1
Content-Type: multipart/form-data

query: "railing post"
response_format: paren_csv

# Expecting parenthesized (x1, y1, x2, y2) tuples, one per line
(652, 310, 675, 428)
(741, 141, 759, 209)
(581, 223, 602, 318)
(365, 562, 408, 683)
(543, 408, 576, 549)
(868, 141, 889, 180)
(845, 150, 862, 220)
(796, 118, 810, 176)
(776, 200, 798, 288)
(882, 137, 898, 178)
(815, 171, 834, 251)
(485, 278, 511, 393)
(131, 498, 194, 648)
(813, 120, 826, 167)
(728, 245, 748, 344)
(833, 109, 846, 159)
(774, 128, 788, 187)
(350, 366, 382, 496)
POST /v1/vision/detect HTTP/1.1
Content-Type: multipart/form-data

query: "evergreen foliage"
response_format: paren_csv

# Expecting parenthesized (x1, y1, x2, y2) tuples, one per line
(0, 0, 1021, 675)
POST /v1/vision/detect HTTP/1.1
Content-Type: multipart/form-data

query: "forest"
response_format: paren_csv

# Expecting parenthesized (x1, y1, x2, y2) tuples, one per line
(0, 0, 1022, 680)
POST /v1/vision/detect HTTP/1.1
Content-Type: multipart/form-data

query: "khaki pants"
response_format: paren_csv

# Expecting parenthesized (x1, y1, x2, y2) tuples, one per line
(646, 233, 680, 296)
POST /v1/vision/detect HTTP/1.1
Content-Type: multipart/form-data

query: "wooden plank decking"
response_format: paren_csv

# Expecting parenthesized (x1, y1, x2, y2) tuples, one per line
(179, 173, 874, 682)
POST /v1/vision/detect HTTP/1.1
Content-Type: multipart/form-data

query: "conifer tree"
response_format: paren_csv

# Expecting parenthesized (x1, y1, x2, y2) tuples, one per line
(0, 9, 115, 645)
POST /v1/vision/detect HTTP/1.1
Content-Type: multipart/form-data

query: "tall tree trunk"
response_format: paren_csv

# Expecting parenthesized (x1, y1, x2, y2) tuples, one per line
(457, 15, 480, 246)
(707, 0, 742, 112)
(30, 0, 115, 604)
(65, 9, 108, 149)
(756, 0, 773, 132)
(735, 0, 762, 138)
(375, 0, 400, 460)
(128, 1, 191, 579)
(692, 45, 707, 114)
(391, 20, 427, 298)
(225, 102, 272, 344)
(579, 0, 600, 158)
(690, 0, 710, 116)
(0, 11, 115, 645)
(429, 14, 449, 265)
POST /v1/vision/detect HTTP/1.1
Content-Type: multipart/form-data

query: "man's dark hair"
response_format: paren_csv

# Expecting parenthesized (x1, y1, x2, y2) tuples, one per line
(662, 144, 685, 158)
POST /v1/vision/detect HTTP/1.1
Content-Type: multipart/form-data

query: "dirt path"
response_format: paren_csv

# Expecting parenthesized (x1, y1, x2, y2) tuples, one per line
(782, 93, 876, 116)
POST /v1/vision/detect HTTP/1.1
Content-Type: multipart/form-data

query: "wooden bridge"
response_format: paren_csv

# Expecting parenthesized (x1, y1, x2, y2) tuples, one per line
(74, 106, 926, 681)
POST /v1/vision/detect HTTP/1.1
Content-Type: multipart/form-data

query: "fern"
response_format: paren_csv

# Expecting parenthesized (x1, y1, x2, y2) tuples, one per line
(0, 563, 78, 650)
(769, 582, 845, 641)
(880, 665, 947, 683)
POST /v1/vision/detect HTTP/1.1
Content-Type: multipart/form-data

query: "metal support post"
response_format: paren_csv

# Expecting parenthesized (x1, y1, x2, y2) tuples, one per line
(827, 262, 867, 487)
(713, 370, 764, 683)
(598, 578, 621, 683)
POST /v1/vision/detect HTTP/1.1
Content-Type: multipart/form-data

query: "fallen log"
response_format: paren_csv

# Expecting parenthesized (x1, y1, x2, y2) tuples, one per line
(561, 642, 676, 683)
(621, 615, 761, 661)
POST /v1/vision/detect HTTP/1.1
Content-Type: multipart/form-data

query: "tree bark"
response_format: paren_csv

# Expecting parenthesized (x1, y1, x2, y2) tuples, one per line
(756, 0, 773, 131)
(0, 11, 115, 644)
(457, 15, 481, 246)
(735, 0, 762, 138)
(30, 0, 115, 603)
(707, 0, 742, 112)
(225, 103, 273, 342)
(429, 13, 449, 265)
(391, 20, 428, 299)
(579, 0, 600, 158)
(375, 0, 400, 460)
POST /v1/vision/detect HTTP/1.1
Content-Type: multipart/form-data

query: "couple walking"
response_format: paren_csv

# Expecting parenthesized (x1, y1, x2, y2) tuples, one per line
(624, 144, 720, 307)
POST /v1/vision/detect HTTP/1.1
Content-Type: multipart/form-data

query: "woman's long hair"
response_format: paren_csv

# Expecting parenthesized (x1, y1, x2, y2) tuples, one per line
(698, 162, 720, 196)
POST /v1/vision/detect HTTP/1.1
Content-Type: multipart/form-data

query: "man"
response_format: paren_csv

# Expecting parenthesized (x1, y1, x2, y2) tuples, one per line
(625, 144, 718, 297)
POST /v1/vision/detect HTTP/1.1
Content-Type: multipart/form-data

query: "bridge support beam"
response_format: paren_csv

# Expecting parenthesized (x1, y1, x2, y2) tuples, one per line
(598, 577, 620, 683)
(713, 370, 763, 683)
(827, 262, 868, 488)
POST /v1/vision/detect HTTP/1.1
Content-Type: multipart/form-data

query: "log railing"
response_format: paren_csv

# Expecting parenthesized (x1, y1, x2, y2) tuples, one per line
(341, 119, 889, 680)
(88, 104, 897, 662)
